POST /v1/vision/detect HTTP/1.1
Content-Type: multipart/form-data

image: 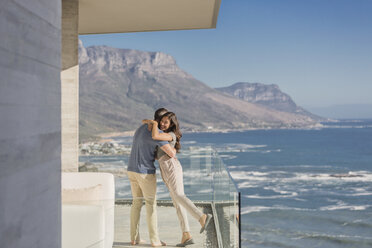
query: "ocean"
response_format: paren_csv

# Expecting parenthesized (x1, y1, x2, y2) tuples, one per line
(80, 119, 372, 248)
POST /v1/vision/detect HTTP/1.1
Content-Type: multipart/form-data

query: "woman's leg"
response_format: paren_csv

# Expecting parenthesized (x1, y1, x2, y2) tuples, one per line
(160, 163, 190, 233)
(169, 189, 190, 233)
(169, 190, 194, 243)
(160, 158, 204, 222)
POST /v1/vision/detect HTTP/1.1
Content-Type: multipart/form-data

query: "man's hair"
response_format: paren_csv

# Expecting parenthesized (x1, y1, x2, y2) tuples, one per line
(154, 108, 168, 122)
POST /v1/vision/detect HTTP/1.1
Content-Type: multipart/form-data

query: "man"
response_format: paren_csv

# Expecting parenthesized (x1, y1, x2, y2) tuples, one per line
(127, 108, 175, 247)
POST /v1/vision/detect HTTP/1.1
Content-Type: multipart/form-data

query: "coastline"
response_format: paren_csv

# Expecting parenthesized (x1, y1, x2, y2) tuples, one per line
(95, 122, 327, 140)
(89, 118, 372, 143)
(97, 130, 136, 142)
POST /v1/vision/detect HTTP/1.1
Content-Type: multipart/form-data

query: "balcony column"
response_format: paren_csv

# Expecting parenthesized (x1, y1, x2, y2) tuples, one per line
(61, 0, 79, 172)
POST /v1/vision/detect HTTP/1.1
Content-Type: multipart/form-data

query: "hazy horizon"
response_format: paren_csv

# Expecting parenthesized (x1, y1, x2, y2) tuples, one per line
(305, 103, 372, 119)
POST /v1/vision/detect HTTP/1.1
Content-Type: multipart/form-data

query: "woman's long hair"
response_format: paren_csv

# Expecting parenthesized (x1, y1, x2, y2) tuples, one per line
(161, 112, 182, 153)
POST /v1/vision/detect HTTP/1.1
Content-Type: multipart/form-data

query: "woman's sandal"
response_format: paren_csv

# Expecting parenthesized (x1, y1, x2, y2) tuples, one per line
(176, 238, 195, 247)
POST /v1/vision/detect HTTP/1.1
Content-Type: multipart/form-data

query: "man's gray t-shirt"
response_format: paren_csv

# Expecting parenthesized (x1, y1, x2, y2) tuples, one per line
(127, 124, 168, 174)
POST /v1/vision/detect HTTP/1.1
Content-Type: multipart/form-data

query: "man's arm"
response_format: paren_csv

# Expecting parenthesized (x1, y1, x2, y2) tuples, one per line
(159, 144, 176, 158)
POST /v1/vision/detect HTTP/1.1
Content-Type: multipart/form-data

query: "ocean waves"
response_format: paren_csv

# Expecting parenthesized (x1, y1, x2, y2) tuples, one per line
(227, 164, 372, 227)
(241, 203, 372, 215)
(241, 209, 372, 248)
(319, 200, 372, 211)
(234, 165, 372, 247)
(181, 123, 372, 248)
(293, 233, 372, 247)
(230, 169, 372, 186)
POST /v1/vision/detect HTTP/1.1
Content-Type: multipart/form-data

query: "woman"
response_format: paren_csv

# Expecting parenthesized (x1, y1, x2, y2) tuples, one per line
(142, 112, 213, 247)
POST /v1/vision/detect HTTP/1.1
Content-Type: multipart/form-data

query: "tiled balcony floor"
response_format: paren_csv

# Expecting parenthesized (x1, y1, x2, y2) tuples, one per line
(113, 203, 213, 248)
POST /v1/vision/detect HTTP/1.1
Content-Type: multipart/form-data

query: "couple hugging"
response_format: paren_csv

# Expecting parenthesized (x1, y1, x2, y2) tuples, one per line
(127, 108, 213, 247)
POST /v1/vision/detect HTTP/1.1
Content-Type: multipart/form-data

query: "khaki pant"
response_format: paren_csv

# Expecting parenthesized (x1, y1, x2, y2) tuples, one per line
(159, 156, 204, 233)
(127, 171, 160, 244)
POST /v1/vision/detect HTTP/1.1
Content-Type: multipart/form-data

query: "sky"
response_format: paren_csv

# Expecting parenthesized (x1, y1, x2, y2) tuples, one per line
(80, 0, 372, 111)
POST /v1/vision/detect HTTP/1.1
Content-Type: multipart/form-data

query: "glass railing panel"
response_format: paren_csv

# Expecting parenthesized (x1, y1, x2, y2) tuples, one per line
(78, 144, 240, 247)
(210, 149, 240, 248)
(174, 147, 214, 201)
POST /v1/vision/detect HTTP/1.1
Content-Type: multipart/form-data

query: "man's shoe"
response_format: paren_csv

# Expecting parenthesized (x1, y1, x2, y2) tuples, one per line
(176, 238, 195, 247)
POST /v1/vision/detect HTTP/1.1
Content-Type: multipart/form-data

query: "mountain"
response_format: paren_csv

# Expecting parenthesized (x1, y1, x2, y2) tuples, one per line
(216, 82, 323, 120)
(79, 41, 320, 141)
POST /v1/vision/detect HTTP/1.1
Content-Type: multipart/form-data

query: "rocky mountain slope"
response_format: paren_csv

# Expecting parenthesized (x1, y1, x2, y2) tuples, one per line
(216, 82, 323, 120)
(79, 41, 320, 140)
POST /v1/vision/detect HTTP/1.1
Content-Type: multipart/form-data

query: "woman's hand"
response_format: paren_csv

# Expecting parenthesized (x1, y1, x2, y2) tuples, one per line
(142, 119, 157, 125)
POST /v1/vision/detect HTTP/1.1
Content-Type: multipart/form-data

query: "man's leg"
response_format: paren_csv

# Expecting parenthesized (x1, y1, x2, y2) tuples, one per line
(137, 173, 161, 245)
(128, 171, 144, 243)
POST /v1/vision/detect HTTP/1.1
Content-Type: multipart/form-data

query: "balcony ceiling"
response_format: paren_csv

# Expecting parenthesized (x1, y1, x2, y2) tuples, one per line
(79, 0, 221, 35)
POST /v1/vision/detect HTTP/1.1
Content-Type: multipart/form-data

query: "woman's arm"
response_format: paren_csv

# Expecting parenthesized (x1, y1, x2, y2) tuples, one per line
(142, 119, 173, 141)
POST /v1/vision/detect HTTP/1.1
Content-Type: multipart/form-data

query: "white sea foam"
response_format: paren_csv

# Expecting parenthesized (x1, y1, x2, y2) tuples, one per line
(266, 187, 298, 196)
(258, 149, 282, 153)
(222, 143, 267, 149)
(183, 141, 197, 144)
(218, 154, 237, 160)
(244, 193, 298, 199)
(182, 146, 214, 153)
(214, 143, 268, 153)
(231, 171, 285, 188)
(197, 189, 213, 193)
(229, 170, 372, 184)
(241, 205, 314, 214)
(241, 206, 273, 214)
(272, 164, 334, 169)
(189, 154, 215, 158)
(237, 181, 260, 188)
(227, 165, 241, 169)
(242, 186, 298, 199)
(212, 143, 284, 157)
(350, 188, 372, 196)
(289, 171, 372, 183)
(242, 203, 371, 215)
(320, 201, 371, 211)
(230, 171, 270, 179)
(294, 232, 372, 242)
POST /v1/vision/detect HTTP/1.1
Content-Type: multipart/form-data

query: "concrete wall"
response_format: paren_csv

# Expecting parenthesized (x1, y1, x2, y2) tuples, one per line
(0, 0, 61, 247)
(61, 0, 79, 172)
